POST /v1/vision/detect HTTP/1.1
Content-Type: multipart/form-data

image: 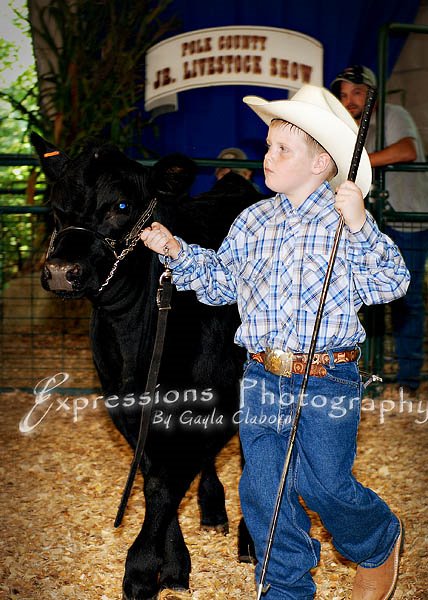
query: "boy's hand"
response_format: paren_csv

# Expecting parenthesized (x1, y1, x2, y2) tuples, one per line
(140, 222, 181, 259)
(334, 180, 367, 233)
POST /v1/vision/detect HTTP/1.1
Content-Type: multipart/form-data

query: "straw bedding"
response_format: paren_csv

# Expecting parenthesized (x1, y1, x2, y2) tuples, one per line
(1, 382, 427, 599)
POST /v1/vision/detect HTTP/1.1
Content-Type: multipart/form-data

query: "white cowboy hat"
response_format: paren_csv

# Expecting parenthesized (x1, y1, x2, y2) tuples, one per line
(243, 84, 372, 197)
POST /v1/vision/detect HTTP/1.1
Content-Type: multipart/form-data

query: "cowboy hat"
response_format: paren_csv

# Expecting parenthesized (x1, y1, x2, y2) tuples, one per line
(217, 147, 248, 161)
(243, 85, 372, 197)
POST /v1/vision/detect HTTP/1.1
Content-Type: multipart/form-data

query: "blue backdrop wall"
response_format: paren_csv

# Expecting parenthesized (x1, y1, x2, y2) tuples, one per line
(139, 0, 420, 194)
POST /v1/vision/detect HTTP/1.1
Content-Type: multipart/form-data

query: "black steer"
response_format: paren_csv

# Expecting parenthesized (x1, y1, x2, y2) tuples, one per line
(32, 133, 259, 599)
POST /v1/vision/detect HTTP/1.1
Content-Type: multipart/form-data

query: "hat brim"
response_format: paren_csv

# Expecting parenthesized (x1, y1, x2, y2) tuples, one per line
(243, 95, 372, 197)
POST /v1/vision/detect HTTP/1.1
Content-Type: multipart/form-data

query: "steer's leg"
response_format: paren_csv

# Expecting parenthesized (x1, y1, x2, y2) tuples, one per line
(122, 474, 174, 599)
(159, 514, 191, 592)
(198, 460, 228, 533)
(122, 466, 196, 600)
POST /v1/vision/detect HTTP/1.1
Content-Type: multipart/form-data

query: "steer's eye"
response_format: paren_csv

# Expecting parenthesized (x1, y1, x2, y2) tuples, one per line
(116, 200, 130, 213)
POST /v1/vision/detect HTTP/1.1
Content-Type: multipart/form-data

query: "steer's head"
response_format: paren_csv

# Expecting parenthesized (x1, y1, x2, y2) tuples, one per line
(32, 133, 196, 300)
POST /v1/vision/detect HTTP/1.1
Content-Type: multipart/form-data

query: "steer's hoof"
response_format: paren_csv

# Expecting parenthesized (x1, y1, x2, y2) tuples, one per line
(122, 585, 159, 600)
(201, 521, 229, 535)
(158, 587, 192, 599)
(238, 544, 257, 564)
(238, 518, 256, 564)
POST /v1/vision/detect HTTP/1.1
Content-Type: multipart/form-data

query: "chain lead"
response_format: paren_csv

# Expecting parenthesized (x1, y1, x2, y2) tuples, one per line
(97, 198, 157, 293)
(157, 246, 173, 308)
(163, 244, 171, 270)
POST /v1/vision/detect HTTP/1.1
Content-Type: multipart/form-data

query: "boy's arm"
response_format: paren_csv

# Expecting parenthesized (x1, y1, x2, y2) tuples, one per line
(346, 214, 410, 305)
(141, 222, 238, 306)
(334, 181, 410, 305)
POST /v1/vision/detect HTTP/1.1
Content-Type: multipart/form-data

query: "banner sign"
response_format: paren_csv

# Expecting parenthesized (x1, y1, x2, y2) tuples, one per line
(145, 26, 323, 113)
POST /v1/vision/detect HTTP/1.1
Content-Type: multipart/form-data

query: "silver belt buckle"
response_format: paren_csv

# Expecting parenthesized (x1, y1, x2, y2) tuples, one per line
(264, 348, 294, 377)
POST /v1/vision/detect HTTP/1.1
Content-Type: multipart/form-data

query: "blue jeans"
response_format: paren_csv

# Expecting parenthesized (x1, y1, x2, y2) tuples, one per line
(238, 358, 400, 599)
(384, 226, 428, 389)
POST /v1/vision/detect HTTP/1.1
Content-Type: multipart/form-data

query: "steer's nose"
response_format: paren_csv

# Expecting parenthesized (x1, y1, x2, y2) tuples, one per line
(43, 259, 82, 291)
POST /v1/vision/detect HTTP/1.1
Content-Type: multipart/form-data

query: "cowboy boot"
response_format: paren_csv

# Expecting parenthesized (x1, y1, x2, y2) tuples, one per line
(352, 520, 404, 600)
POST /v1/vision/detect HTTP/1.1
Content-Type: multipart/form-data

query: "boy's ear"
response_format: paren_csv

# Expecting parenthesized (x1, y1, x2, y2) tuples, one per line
(312, 152, 333, 177)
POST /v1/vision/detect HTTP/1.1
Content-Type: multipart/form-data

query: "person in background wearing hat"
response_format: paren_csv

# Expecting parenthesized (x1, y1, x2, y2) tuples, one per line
(331, 65, 428, 396)
(215, 146, 254, 181)
(190, 147, 265, 248)
(141, 84, 409, 599)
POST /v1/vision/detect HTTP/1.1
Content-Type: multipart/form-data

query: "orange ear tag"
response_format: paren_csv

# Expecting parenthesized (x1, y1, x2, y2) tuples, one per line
(43, 150, 60, 158)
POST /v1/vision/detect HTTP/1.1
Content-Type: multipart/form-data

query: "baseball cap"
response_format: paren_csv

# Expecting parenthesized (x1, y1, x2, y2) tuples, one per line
(330, 65, 377, 98)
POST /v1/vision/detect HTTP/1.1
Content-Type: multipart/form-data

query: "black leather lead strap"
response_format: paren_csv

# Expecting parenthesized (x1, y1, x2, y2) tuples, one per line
(114, 262, 173, 528)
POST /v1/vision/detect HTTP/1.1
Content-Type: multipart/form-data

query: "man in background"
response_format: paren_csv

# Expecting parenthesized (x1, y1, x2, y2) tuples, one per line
(331, 65, 428, 395)
(190, 147, 265, 248)
(214, 147, 254, 182)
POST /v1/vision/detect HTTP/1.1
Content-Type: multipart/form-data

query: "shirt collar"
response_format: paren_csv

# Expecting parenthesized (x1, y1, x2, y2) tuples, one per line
(275, 181, 335, 223)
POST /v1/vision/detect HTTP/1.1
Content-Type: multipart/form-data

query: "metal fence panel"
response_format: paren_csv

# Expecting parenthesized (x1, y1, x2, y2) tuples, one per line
(1, 206, 99, 392)
(1, 158, 427, 393)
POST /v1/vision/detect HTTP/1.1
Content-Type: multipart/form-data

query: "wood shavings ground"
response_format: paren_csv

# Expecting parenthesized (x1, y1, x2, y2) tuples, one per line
(0, 382, 427, 599)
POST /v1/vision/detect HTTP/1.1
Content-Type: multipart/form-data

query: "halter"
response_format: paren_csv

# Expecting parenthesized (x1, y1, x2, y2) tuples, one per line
(45, 197, 158, 293)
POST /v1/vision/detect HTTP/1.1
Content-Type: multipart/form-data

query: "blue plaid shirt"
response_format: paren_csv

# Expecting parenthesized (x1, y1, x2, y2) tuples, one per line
(167, 182, 410, 353)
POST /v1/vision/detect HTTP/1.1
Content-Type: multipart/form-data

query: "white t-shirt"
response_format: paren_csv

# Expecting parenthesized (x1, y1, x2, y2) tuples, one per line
(365, 103, 428, 229)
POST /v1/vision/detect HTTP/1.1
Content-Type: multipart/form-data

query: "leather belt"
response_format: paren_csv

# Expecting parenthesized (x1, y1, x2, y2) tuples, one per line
(250, 347, 359, 378)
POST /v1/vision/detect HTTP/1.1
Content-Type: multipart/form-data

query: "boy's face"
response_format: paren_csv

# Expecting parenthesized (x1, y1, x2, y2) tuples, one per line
(264, 122, 318, 198)
(337, 81, 368, 121)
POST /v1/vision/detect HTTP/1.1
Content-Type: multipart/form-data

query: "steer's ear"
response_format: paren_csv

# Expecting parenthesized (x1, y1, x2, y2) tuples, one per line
(152, 153, 197, 199)
(30, 132, 70, 182)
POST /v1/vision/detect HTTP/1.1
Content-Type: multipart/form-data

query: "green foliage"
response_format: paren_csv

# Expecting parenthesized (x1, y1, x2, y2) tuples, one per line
(1, 0, 178, 153)
(0, 156, 45, 286)
(0, 0, 36, 150)
(0, 38, 16, 73)
(0, 2, 40, 286)
(0, 74, 38, 152)
(23, 0, 177, 155)
(0, 0, 178, 287)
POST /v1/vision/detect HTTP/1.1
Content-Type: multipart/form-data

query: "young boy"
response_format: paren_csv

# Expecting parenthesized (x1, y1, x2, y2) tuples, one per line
(141, 85, 409, 599)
